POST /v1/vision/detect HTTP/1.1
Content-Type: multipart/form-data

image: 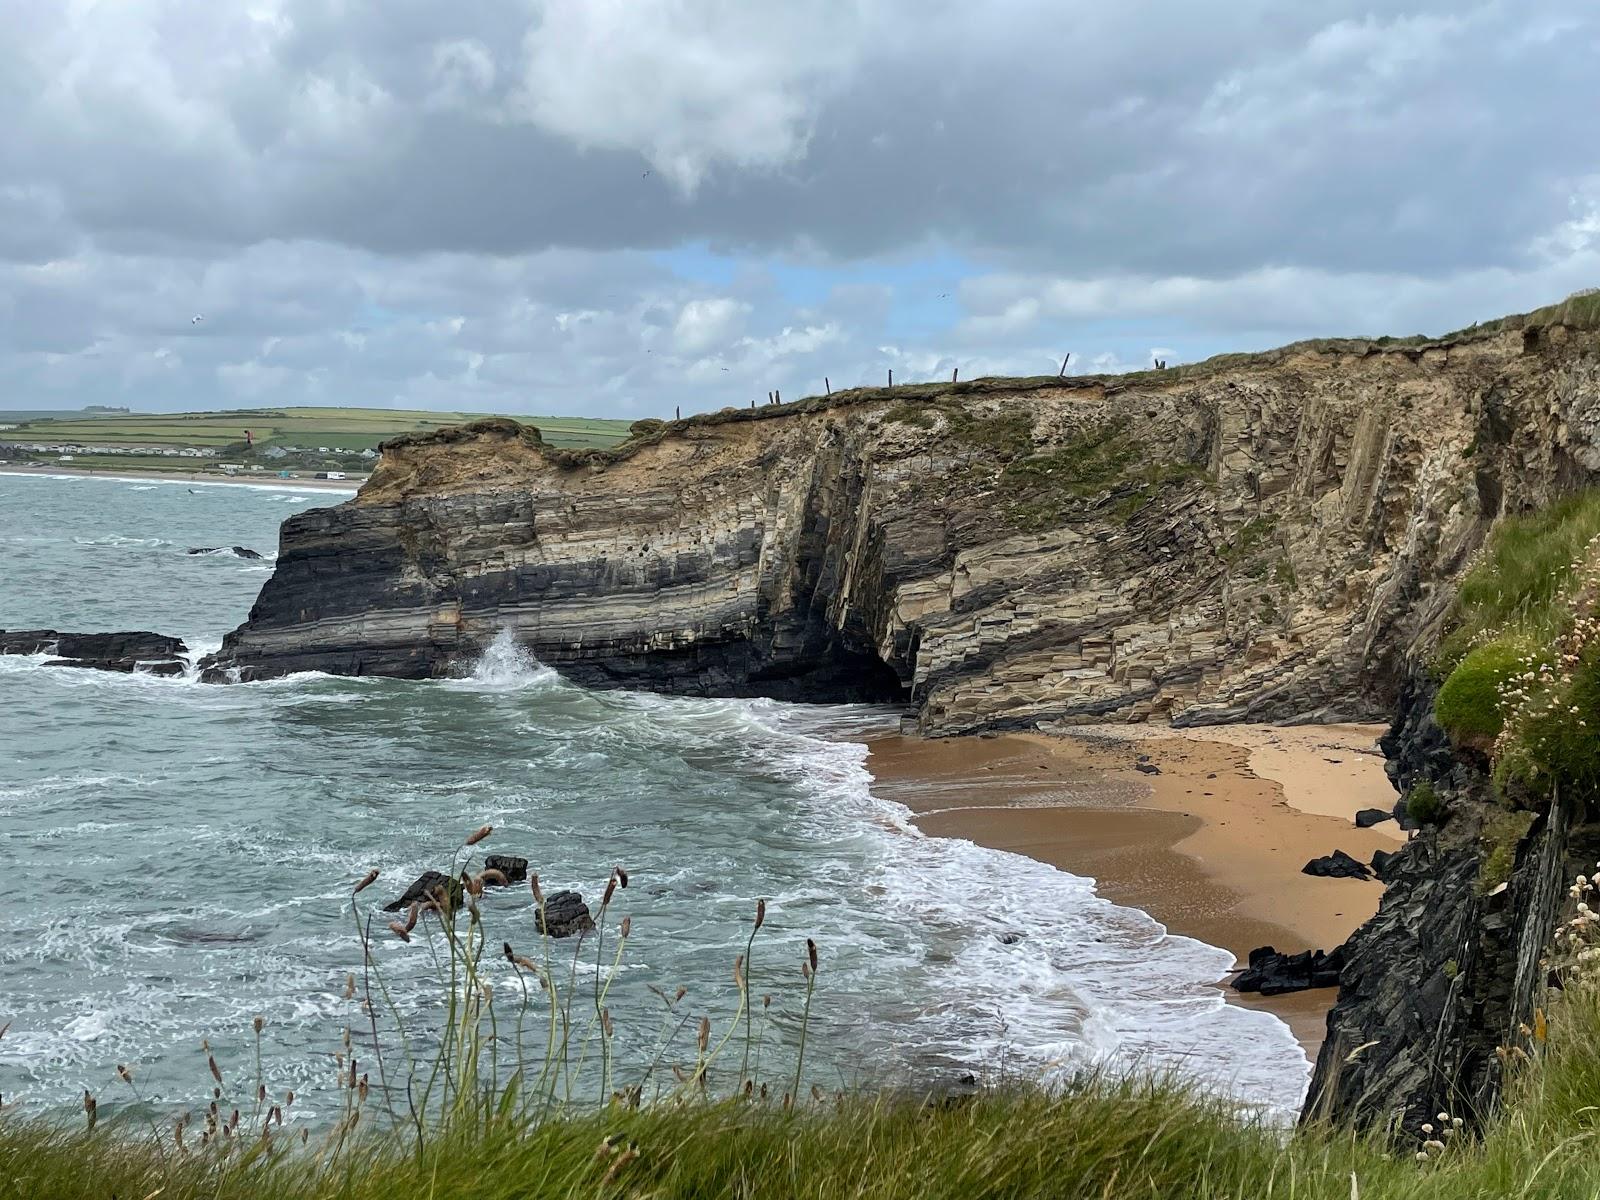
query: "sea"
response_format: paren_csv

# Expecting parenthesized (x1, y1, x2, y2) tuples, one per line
(0, 471, 1310, 1122)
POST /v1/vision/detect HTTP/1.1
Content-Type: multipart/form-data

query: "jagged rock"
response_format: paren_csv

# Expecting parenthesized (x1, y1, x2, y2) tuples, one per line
(1370, 848, 1400, 881)
(187, 546, 264, 559)
(536, 890, 594, 938)
(381, 871, 462, 913)
(483, 854, 528, 884)
(2, 629, 189, 674)
(1302, 850, 1373, 879)
(1232, 945, 1345, 995)
(1355, 808, 1395, 828)
(197, 317, 1600, 735)
(1307, 680, 1600, 1136)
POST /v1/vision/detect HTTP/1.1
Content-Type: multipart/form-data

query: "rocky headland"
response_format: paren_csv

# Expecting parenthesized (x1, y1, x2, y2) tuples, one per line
(189, 293, 1600, 1132)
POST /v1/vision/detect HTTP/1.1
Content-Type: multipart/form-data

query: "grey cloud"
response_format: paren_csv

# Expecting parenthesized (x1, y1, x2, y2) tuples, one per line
(2, 0, 1599, 418)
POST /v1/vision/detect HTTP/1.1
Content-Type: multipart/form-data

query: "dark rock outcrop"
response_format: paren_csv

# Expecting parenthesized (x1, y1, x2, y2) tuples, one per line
(1302, 850, 1373, 880)
(382, 871, 462, 913)
(1355, 808, 1394, 828)
(536, 890, 594, 938)
(483, 854, 528, 884)
(1305, 680, 1600, 1135)
(1232, 945, 1345, 995)
(187, 546, 264, 560)
(1, 628, 188, 675)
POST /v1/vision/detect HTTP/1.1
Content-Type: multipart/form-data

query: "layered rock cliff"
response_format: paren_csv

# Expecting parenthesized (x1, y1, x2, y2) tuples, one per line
(206, 304, 1600, 742)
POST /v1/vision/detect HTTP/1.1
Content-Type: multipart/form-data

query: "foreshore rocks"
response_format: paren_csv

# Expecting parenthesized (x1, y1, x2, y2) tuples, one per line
(1305, 679, 1600, 1135)
(200, 311, 1600, 741)
(1232, 945, 1345, 995)
(1302, 850, 1373, 880)
(0, 628, 189, 675)
(187, 546, 264, 559)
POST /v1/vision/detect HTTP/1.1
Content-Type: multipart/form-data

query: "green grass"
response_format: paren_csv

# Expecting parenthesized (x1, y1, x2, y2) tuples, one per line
(1436, 493, 1600, 670)
(7, 976, 1600, 1199)
(1405, 780, 1444, 826)
(1433, 490, 1600, 804)
(1, 406, 633, 454)
(1434, 639, 1537, 746)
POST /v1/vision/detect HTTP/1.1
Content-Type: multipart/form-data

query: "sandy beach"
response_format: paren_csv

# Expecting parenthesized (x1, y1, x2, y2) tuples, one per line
(0, 466, 364, 492)
(868, 723, 1404, 1053)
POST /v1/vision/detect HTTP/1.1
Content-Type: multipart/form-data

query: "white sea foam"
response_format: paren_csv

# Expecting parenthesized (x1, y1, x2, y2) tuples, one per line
(447, 628, 559, 692)
(735, 702, 1313, 1121)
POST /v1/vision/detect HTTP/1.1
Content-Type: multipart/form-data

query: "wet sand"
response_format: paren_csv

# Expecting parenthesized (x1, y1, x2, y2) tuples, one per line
(867, 725, 1404, 1054)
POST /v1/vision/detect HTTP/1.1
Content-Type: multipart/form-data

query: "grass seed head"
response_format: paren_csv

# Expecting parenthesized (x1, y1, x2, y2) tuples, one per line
(464, 824, 492, 846)
(353, 868, 379, 895)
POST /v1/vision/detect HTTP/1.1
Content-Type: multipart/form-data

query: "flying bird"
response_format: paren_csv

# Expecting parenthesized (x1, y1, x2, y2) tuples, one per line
(191, 314, 204, 325)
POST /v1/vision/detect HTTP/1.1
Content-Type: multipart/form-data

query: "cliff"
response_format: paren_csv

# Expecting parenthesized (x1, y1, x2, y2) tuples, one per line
(205, 298, 1600, 741)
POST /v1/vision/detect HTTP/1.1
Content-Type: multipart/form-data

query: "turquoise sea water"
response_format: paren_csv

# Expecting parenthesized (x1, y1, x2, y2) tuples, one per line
(0, 471, 1309, 1122)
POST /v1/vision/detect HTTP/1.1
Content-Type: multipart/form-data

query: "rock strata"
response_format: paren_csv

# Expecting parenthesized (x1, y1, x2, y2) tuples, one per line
(202, 307, 1600, 738)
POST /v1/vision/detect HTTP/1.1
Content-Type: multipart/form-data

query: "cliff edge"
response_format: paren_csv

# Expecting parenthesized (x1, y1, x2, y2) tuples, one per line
(205, 298, 1600, 739)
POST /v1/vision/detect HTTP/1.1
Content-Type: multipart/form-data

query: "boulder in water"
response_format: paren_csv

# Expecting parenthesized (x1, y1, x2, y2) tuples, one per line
(2, 628, 188, 675)
(536, 890, 594, 938)
(483, 854, 528, 884)
(382, 870, 463, 913)
(186, 546, 264, 560)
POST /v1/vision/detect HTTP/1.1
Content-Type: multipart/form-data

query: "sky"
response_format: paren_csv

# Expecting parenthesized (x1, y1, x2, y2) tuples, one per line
(3, 1, 1599, 420)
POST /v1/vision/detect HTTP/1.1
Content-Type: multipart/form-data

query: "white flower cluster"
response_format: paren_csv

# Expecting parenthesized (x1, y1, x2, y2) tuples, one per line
(1489, 534, 1600, 794)
(1415, 1111, 1465, 1161)
(1553, 864, 1600, 974)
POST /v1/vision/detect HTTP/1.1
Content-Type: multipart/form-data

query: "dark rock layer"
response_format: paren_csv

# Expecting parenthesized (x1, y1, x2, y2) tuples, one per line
(1305, 680, 1600, 1134)
(1, 628, 188, 674)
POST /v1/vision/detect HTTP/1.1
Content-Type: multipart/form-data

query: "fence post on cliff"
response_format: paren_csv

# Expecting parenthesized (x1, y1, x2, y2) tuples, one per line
(825, 377, 831, 395)
(888, 368, 893, 387)
(952, 367, 958, 383)
(1059, 354, 1071, 376)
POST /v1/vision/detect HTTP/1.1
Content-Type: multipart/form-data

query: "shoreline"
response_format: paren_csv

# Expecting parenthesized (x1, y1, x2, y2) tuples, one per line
(866, 723, 1403, 1056)
(0, 466, 363, 492)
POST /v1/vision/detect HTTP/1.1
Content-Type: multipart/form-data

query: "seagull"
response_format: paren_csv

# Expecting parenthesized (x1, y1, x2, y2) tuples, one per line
(191, 314, 204, 325)
(642, 170, 651, 178)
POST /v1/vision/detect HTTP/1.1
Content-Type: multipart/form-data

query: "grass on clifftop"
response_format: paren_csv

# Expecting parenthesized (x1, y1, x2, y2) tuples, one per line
(1433, 491, 1600, 804)
(7, 974, 1600, 1200)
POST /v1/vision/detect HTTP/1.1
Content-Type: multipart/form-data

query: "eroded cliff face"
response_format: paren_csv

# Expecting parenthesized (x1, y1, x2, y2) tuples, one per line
(207, 319, 1600, 737)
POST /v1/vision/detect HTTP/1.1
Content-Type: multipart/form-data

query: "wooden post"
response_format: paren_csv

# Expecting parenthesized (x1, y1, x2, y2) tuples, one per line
(888, 368, 894, 387)
(774, 389, 780, 404)
(825, 377, 831, 395)
(951, 367, 958, 382)
(1059, 354, 1070, 377)
(675, 406, 680, 420)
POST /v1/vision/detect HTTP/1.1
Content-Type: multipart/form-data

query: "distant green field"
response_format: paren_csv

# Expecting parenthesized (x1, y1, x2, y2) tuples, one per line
(0, 406, 632, 452)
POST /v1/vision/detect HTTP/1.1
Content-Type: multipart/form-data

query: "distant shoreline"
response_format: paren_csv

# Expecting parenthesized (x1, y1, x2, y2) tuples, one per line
(0, 465, 363, 492)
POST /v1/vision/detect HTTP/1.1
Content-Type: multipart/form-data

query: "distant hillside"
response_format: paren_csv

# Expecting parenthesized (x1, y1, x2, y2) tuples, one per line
(0, 405, 632, 452)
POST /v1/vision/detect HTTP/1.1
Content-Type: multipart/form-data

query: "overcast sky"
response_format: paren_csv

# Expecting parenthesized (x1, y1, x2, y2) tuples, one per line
(3, 1, 1599, 419)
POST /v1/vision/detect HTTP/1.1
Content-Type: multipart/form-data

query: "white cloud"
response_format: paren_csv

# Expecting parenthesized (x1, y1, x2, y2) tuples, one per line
(672, 296, 749, 352)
